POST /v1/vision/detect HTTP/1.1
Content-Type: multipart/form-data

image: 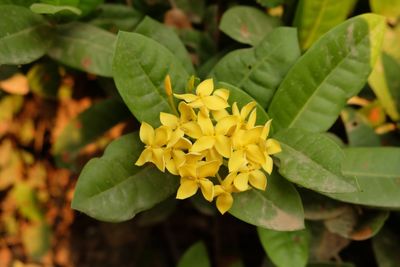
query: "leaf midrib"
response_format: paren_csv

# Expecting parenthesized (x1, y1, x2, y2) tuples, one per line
(0, 23, 46, 42)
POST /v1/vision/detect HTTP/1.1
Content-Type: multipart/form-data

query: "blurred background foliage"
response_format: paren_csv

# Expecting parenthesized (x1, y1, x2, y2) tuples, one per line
(1, 0, 400, 266)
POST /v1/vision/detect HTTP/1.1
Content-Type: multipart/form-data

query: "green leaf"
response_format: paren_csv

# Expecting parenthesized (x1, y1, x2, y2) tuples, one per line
(47, 22, 116, 77)
(256, 0, 285, 8)
(341, 108, 380, 147)
(77, 0, 103, 16)
(268, 14, 385, 133)
(326, 147, 400, 208)
(89, 4, 144, 32)
(369, 53, 400, 121)
(219, 5, 281, 46)
(212, 27, 300, 108)
(30, 3, 82, 15)
(373, 227, 400, 267)
(112, 31, 189, 127)
(0, 0, 36, 6)
(370, 0, 400, 22)
(258, 228, 309, 267)
(71, 132, 179, 222)
(135, 16, 194, 74)
(294, 0, 357, 50)
(229, 171, 304, 231)
(177, 241, 211, 267)
(274, 128, 357, 193)
(52, 98, 131, 168)
(217, 82, 269, 125)
(0, 5, 50, 65)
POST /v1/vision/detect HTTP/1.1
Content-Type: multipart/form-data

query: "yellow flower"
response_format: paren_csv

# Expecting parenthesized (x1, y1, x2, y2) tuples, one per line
(176, 160, 221, 201)
(160, 102, 202, 146)
(231, 164, 267, 192)
(258, 120, 281, 174)
(174, 79, 229, 114)
(135, 122, 171, 171)
(214, 172, 236, 214)
(231, 101, 257, 130)
(190, 111, 236, 158)
(164, 137, 192, 175)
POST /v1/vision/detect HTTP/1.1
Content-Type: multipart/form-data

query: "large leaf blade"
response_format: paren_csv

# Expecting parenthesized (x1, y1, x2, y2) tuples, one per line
(326, 147, 400, 208)
(229, 171, 304, 231)
(219, 5, 281, 46)
(294, 0, 357, 50)
(47, 22, 116, 77)
(71, 132, 179, 222)
(112, 31, 189, 127)
(268, 14, 385, 133)
(0, 5, 50, 65)
(177, 241, 211, 267)
(274, 128, 357, 193)
(212, 27, 300, 108)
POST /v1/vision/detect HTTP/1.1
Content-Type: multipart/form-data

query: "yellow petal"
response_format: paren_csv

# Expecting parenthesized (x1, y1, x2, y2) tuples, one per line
(215, 135, 231, 158)
(262, 154, 273, 174)
(196, 78, 214, 96)
(261, 120, 272, 140)
(215, 115, 237, 135)
(197, 160, 220, 178)
(139, 122, 154, 145)
(203, 147, 223, 163)
(152, 148, 165, 172)
(232, 102, 240, 116)
(191, 136, 215, 152)
(172, 149, 186, 169)
(173, 136, 192, 150)
(234, 172, 249, 191)
(214, 89, 230, 101)
(228, 150, 246, 172)
(203, 95, 229, 110)
(249, 170, 267, 190)
(246, 109, 257, 129)
(242, 127, 263, 145)
(154, 126, 171, 147)
(168, 128, 184, 148)
(197, 111, 214, 136)
(160, 112, 179, 128)
(240, 101, 256, 119)
(222, 172, 236, 187)
(178, 102, 197, 122)
(181, 121, 203, 139)
(214, 185, 224, 196)
(174, 93, 198, 103)
(178, 163, 197, 178)
(188, 98, 204, 108)
(185, 152, 204, 164)
(246, 144, 266, 165)
(135, 148, 152, 166)
(165, 155, 179, 175)
(266, 138, 282, 154)
(199, 178, 214, 201)
(176, 179, 198, 199)
(212, 109, 229, 121)
(216, 192, 233, 214)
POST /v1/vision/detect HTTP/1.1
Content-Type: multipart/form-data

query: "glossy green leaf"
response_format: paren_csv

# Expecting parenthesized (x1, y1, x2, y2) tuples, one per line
(370, 0, 400, 22)
(135, 16, 194, 74)
(294, 0, 357, 50)
(219, 5, 281, 46)
(217, 82, 269, 125)
(52, 98, 131, 168)
(369, 52, 400, 121)
(212, 27, 300, 108)
(326, 147, 400, 208)
(0, 0, 37, 6)
(0, 5, 50, 65)
(229, 171, 304, 231)
(274, 128, 357, 193)
(30, 3, 82, 15)
(177, 241, 211, 267)
(112, 31, 189, 127)
(341, 108, 380, 147)
(72, 132, 179, 222)
(47, 22, 116, 77)
(258, 228, 310, 267)
(268, 14, 385, 133)
(373, 227, 400, 267)
(89, 4, 144, 31)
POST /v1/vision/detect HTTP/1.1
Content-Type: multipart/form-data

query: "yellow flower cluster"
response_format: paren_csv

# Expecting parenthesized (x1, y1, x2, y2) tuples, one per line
(135, 77, 281, 214)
